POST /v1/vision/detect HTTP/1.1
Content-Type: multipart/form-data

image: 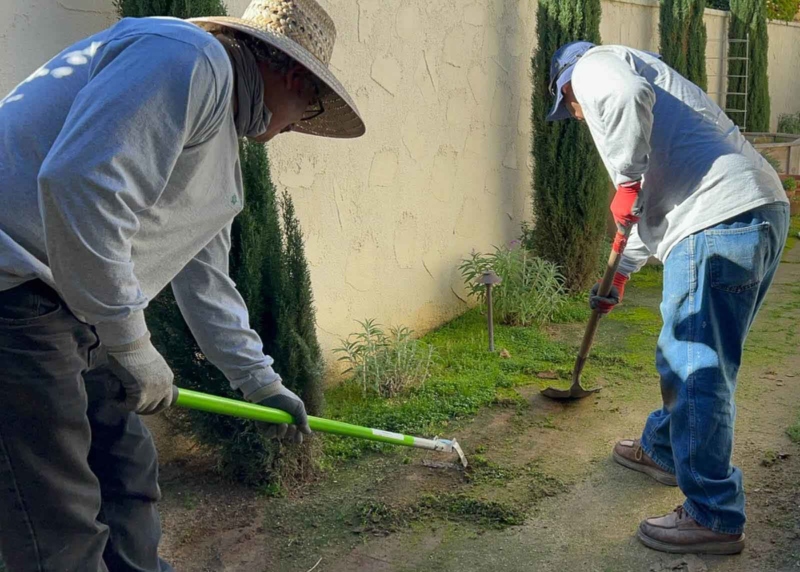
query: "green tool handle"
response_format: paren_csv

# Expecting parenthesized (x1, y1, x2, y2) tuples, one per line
(173, 386, 416, 448)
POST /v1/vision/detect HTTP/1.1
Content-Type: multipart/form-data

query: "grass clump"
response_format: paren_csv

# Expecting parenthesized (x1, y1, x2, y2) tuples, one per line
(419, 494, 527, 528)
(351, 500, 415, 535)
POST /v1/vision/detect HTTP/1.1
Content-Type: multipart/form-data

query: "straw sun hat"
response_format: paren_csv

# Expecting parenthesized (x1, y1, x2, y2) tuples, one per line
(190, 0, 365, 138)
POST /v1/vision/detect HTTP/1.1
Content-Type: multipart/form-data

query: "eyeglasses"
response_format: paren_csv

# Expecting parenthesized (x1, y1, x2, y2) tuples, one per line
(301, 96, 324, 121)
(281, 86, 324, 134)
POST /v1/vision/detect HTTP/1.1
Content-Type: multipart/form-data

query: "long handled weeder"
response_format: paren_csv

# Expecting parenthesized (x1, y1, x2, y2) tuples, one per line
(172, 387, 468, 467)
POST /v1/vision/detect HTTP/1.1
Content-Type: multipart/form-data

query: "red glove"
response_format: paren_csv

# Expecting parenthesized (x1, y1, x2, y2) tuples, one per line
(589, 272, 629, 314)
(610, 181, 642, 230)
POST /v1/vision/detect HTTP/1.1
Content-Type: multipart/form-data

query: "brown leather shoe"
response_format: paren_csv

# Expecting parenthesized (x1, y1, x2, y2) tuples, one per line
(638, 506, 745, 554)
(612, 439, 677, 486)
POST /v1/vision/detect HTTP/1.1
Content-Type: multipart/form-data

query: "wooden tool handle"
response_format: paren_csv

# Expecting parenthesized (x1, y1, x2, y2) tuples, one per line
(571, 227, 632, 385)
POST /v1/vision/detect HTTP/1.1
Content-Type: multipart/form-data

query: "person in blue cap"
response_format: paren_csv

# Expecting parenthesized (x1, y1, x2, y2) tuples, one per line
(547, 41, 788, 554)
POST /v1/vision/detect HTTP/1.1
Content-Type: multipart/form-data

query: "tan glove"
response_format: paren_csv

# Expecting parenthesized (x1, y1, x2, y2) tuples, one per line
(107, 332, 175, 415)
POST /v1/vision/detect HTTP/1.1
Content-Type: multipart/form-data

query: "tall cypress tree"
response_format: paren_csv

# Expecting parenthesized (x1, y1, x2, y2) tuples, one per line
(529, 0, 609, 292)
(118, 0, 324, 486)
(278, 190, 325, 417)
(660, 0, 708, 90)
(727, 0, 770, 132)
(115, 0, 226, 18)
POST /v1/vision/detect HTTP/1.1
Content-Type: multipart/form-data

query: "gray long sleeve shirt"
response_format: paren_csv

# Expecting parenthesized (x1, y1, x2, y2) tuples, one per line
(571, 46, 787, 276)
(0, 17, 280, 397)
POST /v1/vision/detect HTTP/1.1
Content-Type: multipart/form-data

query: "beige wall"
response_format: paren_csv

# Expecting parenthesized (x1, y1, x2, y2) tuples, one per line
(766, 19, 800, 131)
(0, 0, 117, 92)
(704, 8, 730, 108)
(600, 0, 659, 51)
(229, 0, 537, 355)
(3, 0, 800, 366)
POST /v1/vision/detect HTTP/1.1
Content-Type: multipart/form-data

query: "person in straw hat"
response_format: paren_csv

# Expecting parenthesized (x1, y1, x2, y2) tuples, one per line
(0, 1, 362, 569)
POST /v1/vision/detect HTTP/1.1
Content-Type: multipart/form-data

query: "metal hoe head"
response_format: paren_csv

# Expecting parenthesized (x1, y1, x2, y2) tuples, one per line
(540, 382, 601, 401)
(541, 360, 601, 401)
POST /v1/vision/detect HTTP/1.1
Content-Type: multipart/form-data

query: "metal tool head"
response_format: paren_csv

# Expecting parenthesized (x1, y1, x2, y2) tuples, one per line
(451, 439, 468, 468)
(430, 438, 469, 468)
(540, 385, 601, 401)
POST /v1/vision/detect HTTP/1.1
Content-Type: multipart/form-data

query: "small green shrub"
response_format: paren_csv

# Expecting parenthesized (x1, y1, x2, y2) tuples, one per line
(778, 112, 800, 135)
(784, 177, 797, 193)
(460, 245, 566, 327)
(335, 320, 435, 398)
(767, 0, 800, 20)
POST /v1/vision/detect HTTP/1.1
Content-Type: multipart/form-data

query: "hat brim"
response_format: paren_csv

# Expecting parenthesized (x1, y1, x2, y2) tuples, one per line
(189, 17, 366, 139)
(546, 65, 576, 122)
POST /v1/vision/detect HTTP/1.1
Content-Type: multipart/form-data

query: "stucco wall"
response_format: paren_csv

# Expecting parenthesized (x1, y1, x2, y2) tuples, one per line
(766, 19, 800, 131)
(600, 0, 659, 51)
(0, 0, 117, 91)
(2, 0, 800, 366)
(704, 9, 730, 108)
(226, 0, 537, 356)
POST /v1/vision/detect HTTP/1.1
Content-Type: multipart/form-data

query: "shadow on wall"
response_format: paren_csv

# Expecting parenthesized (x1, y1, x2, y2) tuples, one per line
(489, 0, 527, 242)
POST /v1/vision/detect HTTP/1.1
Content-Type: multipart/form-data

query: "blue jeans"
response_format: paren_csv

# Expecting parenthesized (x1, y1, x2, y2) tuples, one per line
(639, 202, 789, 535)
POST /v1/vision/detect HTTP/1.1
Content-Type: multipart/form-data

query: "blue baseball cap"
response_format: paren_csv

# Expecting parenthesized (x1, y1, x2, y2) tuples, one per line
(547, 41, 596, 122)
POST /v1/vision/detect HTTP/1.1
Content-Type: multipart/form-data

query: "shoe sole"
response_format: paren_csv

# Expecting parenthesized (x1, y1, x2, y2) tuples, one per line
(613, 450, 678, 487)
(637, 527, 745, 555)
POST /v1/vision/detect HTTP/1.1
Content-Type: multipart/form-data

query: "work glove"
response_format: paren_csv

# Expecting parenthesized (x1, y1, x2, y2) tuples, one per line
(107, 332, 175, 415)
(610, 181, 642, 231)
(246, 382, 311, 444)
(589, 272, 629, 314)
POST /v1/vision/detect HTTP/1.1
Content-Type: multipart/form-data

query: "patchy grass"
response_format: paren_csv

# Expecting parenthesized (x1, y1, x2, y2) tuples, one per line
(551, 293, 591, 323)
(788, 419, 800, 444)
(323, 310, 577, 460)
(323, 262, 667, 462)
(346, 460, 569, 537)
(783, 215, 800, 257)
(628, 264, 663, 290)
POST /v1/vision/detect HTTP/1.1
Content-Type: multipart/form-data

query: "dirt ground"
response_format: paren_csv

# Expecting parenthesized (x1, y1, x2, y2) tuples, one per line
(151, 240, 800, 572)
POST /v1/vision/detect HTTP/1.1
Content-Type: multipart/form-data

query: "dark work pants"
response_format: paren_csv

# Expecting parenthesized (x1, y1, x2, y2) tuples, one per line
(0, 281, 172, 572)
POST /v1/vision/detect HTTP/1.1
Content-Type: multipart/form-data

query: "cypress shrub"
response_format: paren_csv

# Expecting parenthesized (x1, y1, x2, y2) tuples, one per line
(528, 0, 609, 292)
(660, 0, 708, 90)
(118, 0, 324, 487)
(727, 0, 770, 132)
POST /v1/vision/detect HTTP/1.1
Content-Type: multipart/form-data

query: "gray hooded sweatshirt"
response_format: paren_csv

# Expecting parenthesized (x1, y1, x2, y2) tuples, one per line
(0, 17, 280, 398)
(571, 46, 787, 276)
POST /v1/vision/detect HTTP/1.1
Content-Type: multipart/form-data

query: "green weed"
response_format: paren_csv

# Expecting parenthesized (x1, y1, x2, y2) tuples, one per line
(460, 246, 566, 326)
(334, 319, 435, 398)
(178, 491, 197, 510)
(760, 449, 790, 467)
